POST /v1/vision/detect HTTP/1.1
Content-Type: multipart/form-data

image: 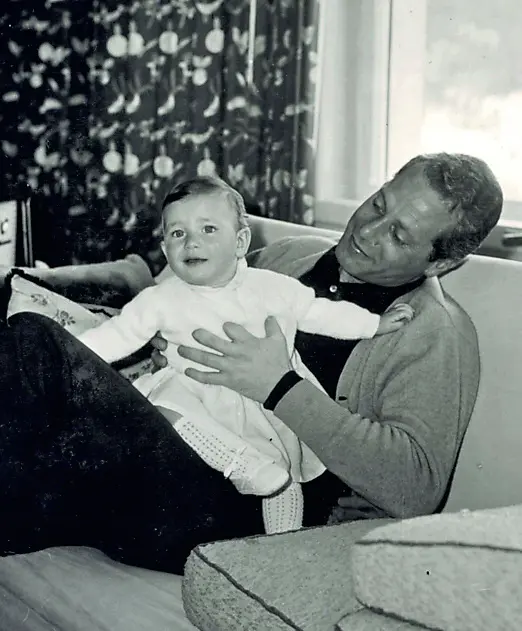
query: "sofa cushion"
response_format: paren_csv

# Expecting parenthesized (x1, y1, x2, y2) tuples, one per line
(182, 519, 392, 631)
(352, 504, 522, 631)
(440, 255, 522, 512)
(0, 546, 196, 631)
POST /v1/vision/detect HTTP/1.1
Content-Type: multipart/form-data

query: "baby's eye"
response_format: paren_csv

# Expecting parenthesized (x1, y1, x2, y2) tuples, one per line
(203, 225, 217, 234)
(171, 229, 184, 238)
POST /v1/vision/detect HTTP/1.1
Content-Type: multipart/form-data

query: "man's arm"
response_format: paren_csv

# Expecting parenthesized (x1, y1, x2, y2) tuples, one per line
(271, 326, 471, 518)
(78, 286, 163, 363)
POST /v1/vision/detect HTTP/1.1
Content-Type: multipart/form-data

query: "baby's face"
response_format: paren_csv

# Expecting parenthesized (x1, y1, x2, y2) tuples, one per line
(162, 193, 249, 287)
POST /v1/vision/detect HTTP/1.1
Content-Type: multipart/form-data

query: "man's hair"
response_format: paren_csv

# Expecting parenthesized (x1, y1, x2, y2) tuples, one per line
(161, 176, 249, 230)
(395, 152, 503, 261)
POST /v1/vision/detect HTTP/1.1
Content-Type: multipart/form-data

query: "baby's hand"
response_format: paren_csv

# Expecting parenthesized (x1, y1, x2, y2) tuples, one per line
(376, 303, 414, 335)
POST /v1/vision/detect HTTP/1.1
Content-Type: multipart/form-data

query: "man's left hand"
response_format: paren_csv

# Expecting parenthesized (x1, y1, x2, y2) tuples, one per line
(178, 316, 292, 403)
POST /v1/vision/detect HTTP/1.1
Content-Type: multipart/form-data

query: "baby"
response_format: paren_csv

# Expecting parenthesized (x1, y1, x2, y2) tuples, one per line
(79, 177, 413, 534)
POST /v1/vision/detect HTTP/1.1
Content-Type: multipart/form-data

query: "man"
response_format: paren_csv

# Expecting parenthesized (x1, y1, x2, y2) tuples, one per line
(152, 152, 503, 524)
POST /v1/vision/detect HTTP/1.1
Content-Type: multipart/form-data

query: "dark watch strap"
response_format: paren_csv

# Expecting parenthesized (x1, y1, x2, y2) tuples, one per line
(263, 370, 303, 411)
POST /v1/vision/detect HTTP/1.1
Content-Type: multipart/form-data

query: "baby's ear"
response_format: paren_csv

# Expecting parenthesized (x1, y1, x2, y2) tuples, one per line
(236, 227, 251, 258)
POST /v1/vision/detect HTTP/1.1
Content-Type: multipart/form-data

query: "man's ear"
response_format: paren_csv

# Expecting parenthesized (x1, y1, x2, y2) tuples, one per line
(236, 227, 252, 258)
(424, 257, 464, 278)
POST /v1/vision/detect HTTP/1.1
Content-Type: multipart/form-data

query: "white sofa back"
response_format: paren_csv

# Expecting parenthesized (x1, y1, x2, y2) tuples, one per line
(248, 215, 522, 513)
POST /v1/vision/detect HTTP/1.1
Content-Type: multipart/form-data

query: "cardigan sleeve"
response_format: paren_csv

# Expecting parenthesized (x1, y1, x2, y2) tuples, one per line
(271, 325, 477, 518)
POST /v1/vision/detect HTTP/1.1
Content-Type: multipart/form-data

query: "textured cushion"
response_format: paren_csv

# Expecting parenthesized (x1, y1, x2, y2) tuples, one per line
(183, 519, 392, 631)
(352, 504, 522, 631)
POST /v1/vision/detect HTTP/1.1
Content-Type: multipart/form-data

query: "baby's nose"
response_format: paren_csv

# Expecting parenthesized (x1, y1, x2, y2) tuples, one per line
(185, 234, 201, 248)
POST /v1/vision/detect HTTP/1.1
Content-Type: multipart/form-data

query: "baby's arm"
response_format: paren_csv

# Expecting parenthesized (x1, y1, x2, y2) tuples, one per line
(78, 286, 164, 363)
(292, 285, 413, 339)
(297, 297, 379, 339)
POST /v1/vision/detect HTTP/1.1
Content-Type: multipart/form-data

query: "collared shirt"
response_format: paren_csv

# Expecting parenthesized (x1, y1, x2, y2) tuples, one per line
(294, 247, 423, 399)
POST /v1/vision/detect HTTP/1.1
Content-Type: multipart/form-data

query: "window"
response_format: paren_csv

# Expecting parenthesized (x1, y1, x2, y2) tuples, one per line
(316, 0, 522, 230)
(315, 0, 389, 228)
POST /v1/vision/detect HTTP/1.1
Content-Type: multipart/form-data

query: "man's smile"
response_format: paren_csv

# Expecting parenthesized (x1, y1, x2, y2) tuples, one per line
(350, 233, 370, 258)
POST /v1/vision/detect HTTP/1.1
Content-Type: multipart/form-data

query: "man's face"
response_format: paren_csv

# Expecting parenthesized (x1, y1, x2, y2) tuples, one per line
(335, 168, 458, 286)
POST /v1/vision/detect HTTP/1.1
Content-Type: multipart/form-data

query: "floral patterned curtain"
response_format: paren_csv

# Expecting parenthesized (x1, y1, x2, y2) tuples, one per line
(0, 1, 320, 271)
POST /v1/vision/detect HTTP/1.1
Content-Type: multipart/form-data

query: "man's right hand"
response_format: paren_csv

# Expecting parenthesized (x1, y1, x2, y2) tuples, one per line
(150, 331, 168, 373)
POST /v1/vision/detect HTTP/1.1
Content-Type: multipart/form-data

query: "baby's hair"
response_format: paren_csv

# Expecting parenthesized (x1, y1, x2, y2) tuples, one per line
(161, 176, 249, 230)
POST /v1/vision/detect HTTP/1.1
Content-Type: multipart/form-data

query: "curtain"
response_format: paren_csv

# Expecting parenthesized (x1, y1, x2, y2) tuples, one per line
(0, 1, 320, 271)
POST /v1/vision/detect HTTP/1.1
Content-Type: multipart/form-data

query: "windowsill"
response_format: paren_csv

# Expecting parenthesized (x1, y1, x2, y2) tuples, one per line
(314, 198, 359, 231)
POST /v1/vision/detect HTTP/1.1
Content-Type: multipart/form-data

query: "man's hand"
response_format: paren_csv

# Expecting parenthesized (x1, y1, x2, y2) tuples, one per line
(150, 332, 168, 373)
(177, 316, 292, 403)
(327, 495, 383, 524)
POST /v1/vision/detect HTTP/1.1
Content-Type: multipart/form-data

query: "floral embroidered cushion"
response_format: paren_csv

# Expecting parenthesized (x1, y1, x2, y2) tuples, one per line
(6, 270, 152, 382)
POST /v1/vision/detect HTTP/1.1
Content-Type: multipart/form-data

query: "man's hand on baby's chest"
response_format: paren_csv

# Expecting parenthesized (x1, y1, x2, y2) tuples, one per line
(177, 316, 293, 403)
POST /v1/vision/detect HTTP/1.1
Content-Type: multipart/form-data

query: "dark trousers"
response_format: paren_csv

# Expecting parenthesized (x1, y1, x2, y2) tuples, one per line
(0, 313, 348, 574)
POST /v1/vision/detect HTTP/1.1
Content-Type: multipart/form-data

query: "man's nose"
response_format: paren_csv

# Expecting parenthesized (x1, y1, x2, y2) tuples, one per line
(359, 216, 387, 244)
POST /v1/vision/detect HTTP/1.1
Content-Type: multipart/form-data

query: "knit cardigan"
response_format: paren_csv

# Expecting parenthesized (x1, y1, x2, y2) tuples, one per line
(248, 235, 480, 519)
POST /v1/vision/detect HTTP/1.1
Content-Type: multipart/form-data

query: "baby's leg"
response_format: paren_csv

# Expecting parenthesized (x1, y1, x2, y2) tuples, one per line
(156, 406, 290, 497)
(262, 481, 303, 534)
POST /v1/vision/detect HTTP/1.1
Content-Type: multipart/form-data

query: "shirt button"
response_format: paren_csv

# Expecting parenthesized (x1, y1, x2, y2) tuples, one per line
(329, 284, 338, 293)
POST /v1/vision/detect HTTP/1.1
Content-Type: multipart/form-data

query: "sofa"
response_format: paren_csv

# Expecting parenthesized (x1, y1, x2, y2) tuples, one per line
(0, 215, 521, 630)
